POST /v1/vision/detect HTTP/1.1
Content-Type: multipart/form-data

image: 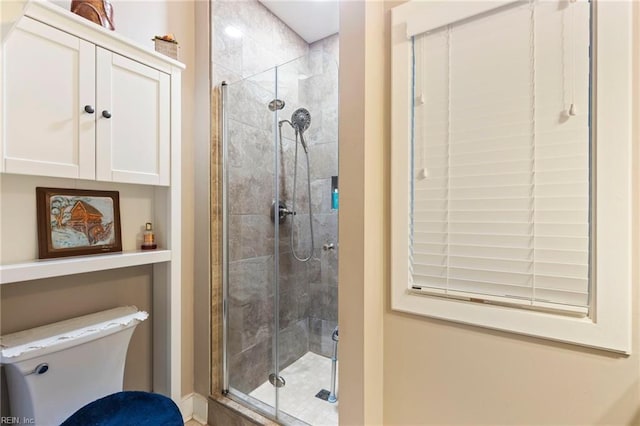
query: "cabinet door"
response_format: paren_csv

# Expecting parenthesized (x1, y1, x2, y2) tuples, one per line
(96, 48, 170, 186)
(2, 18, 96, 179)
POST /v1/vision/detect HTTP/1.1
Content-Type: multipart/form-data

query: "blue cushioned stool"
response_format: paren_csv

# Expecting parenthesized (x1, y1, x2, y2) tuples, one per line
(61, 391, 183, 426)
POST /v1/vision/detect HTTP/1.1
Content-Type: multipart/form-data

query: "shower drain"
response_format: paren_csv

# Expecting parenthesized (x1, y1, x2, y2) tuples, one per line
(315, 389, 331, 401)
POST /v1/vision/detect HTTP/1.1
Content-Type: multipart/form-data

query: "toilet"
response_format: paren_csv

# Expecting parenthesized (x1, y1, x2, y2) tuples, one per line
(0, 306, 149, 425)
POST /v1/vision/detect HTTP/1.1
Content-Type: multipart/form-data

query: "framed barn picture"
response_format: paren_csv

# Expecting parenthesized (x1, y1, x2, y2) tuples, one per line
(36, 187, 122, 259)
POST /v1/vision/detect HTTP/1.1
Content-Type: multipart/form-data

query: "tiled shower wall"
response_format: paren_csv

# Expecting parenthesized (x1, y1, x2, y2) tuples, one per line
(303, 36, 339, 357)
(214, 0, 338, 395)
(213, 0, 308, 84)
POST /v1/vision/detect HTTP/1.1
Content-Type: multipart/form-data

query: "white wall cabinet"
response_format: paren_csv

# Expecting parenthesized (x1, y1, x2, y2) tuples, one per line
(0, 0, 184, 406)
(3, 17, 96, 180)
(96, 48, 170, 185)
(3, 17, 171, 186)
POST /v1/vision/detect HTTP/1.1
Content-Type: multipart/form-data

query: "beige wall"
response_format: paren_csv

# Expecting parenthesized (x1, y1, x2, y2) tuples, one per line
(340, 1, 640, 425)
(338, 1, 385, 424)
(193, 0, 212, 398)
(2, 0, 198, 399)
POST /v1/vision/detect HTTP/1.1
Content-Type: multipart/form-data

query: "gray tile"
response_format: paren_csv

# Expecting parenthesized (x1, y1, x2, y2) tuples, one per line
(309, 318, 337, 358)
(321, 109, 338, 147)
(228, 256, 274, 304)
(272, 19, 308, 65)
(242, 36, 277, 79)
(308, 283, 322, 319)
(279, 256, 309, 329)
(213, 15, 243, 75)
(303, 109, 324, 146)
(213, 0, 273, 47)
(277, 229, 293, 255)
(229, 215, 274, 262)
(307, 256, 321, 284)
(226, 78, 274, 132)
(228, 297, 274, 355)
(228, 169, 274, 216)
(239, 1, 278, 51)
(312, 213, 338, 250)
(278, 290, 297, 330)
(309, 143, 338, 180)
(311, 178, 332, 214)
(322, 34, 340, 64)
(213, 0, 245, 33)
(308, 318, 323, 357)
(324, 286, 338, 322)
(278, 254, 311, 294)
(290, 214, 315, 258)
(276, 66, 302, 109)
(306, 46, 324, 77)
(277, 254, 295, 294)
(213, 63, 242, 86)
(308, 281, 337, 323)
(300, 75, 335, 114)
(320, 246, 338, 286)
(296, 285, 310, 320)
(228, 118, 272, 169)
(229, 336, 273, 394)
(278, 319, 309, 370)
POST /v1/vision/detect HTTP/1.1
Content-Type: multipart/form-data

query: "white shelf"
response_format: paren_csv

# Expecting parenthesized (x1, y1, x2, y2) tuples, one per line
(0, 250, 171, 285)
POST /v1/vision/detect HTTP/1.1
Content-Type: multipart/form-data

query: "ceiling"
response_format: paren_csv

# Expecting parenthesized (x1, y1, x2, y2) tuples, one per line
(258, 0, 339, 44)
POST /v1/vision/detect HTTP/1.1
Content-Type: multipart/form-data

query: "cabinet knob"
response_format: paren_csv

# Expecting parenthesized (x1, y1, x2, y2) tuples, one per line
(84, 105, 95, 114)
(102, 110, 112, 119)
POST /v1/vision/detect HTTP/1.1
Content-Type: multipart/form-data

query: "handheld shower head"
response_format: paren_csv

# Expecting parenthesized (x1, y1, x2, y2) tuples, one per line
(291, 108, 311, 133)
(277, 107, 315, 262)
(291, 108, 311, 152)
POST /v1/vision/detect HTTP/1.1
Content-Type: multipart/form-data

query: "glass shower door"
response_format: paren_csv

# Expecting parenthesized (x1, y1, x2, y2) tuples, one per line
(274, 50, 340, 424)
(223, 66, 278, 416)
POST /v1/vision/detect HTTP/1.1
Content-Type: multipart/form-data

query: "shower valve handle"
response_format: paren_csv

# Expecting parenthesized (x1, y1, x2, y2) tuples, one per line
(271, 201, 296, 224)
(281, 207, 296, 217)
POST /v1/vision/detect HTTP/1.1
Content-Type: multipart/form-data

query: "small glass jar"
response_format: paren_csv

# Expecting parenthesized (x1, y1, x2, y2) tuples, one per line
(141, 222, 157, 250)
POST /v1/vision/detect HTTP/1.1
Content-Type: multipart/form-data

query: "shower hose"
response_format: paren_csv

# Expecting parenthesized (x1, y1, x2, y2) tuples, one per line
(279, 124, 314, 262)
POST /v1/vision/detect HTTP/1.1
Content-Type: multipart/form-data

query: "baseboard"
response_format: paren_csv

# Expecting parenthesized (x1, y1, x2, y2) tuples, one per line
(192, 393, 209, 423)
(180, 394, 194, 422)
(181, 392, 209, 424)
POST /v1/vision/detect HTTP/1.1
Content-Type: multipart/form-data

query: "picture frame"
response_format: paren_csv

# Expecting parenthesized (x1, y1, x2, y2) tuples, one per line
(36, 187, 122, 259)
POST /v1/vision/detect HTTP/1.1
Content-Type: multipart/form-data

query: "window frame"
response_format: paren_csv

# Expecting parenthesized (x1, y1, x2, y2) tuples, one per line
(390, 0, 632, 354)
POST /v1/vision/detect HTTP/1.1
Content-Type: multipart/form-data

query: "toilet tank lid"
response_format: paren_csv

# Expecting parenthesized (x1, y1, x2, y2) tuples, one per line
(0, 306, 148, 361)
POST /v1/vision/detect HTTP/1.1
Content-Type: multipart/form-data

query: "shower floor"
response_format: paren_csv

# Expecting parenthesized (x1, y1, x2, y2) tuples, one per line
(249, 351, 338, 426)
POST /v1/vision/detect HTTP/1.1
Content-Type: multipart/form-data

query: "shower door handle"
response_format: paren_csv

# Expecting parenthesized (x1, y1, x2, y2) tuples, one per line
(269, 373, 286, 388)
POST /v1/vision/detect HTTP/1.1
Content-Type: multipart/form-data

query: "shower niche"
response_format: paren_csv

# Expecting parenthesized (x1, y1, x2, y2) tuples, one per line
(221, 40, 339, 425)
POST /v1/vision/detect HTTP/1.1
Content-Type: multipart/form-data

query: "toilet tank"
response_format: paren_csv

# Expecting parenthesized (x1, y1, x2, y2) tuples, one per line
(0, 306, 148, 426)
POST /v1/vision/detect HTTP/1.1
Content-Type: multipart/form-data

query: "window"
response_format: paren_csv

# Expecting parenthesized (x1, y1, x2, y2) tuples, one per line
(391, 0, 632, 353)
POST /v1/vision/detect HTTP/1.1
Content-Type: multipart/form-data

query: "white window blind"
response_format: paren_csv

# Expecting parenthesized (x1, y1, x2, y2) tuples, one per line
(410, 1, 591, 314)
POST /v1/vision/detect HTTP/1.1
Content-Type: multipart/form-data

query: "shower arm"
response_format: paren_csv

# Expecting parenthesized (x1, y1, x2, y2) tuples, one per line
(279, 119, 293, 129)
